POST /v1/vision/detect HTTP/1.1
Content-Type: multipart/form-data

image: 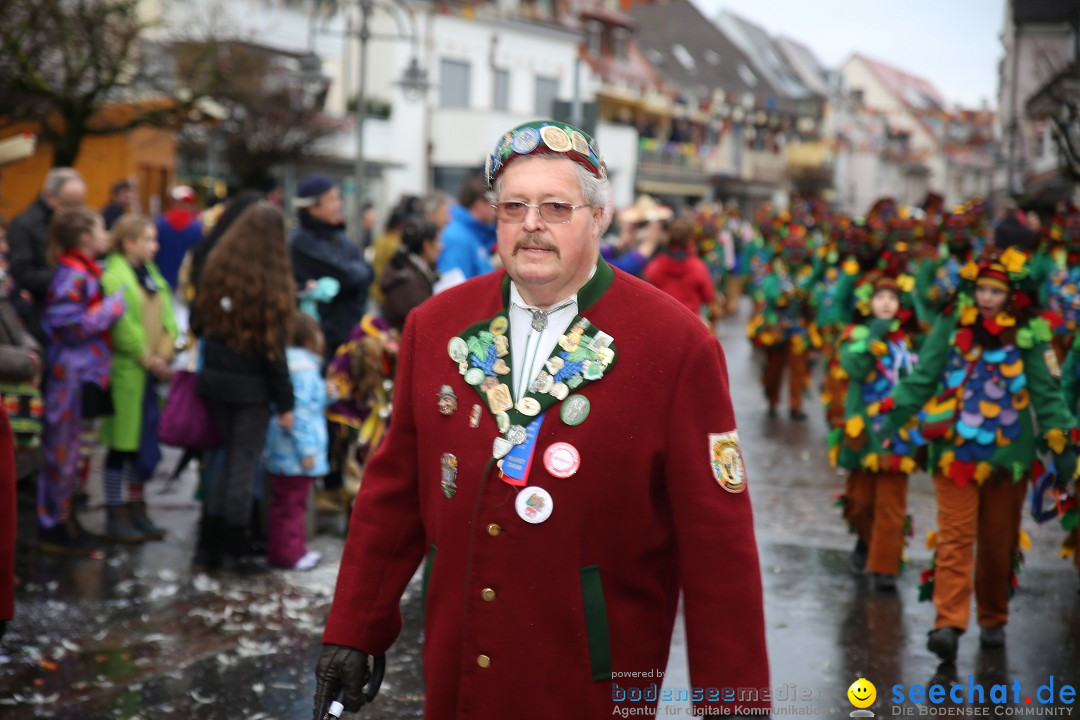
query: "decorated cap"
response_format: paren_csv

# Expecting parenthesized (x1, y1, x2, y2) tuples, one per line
(486, 120, 606, 187)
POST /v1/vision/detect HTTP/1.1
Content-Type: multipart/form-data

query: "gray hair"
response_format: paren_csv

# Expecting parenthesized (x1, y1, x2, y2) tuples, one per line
(43, 167, 84, 197)
(422, 190, 453, 217)
(493, 155, 614, 235)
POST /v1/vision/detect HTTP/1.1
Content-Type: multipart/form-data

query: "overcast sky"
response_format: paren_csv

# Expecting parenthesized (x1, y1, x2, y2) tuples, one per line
(690, 0, 1006, 109)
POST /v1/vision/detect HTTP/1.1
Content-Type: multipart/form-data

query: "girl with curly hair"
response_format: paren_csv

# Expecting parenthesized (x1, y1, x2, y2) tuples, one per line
(195, 202, 295, 572)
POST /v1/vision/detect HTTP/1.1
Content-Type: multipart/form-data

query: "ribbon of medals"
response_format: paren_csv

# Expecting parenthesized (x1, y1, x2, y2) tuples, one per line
(447, 312, 616, 467)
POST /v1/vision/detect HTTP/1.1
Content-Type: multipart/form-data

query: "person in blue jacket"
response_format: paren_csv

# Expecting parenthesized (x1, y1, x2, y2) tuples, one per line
(435, 176, 496, 287)
(264, 312, 330, 571)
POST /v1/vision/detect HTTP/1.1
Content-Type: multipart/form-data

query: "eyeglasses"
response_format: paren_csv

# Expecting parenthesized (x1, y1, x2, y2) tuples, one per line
(491, 201, 587, 224)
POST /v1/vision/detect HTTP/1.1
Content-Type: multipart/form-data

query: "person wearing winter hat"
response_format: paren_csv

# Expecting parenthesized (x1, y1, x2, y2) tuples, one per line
(289, 174, 373, 359)
(154, 185, 202, 291)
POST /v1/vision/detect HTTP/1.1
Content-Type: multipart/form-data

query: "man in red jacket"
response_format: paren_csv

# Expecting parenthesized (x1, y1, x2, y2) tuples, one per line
(313, 120, 769, 719)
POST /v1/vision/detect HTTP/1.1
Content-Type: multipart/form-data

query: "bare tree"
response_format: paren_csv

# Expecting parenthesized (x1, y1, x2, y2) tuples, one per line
(175, 39, 338, 189)
(0, 0, 219, 167)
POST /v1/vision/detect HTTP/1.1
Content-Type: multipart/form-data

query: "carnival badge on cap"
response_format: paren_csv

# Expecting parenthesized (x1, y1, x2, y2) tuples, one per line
(709, 430, 747, 494)
(486, 120, 607, 186)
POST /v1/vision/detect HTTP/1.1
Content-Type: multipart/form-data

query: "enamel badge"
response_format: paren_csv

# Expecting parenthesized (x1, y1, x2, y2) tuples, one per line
(440, 453, 459, 498)
(709, 431, 747, 494)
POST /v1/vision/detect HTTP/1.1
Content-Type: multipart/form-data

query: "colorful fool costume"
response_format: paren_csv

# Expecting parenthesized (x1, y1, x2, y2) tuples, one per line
(835, 272, 923, 590)
(914, 207, 980, 324)
(315, 121, 768, 719)
(38, 250, 125, 544)
(883, 248, 1076, 660)
(1057, 334, 1080, 583)
(747, 221, 822, 419)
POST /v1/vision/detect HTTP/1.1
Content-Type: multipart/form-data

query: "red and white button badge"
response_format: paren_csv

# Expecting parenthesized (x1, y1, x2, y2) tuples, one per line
(543, 442, 581, 478)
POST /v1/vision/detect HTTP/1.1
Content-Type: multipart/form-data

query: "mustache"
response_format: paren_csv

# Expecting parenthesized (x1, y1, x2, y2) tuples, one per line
(512, 235, 560, 257)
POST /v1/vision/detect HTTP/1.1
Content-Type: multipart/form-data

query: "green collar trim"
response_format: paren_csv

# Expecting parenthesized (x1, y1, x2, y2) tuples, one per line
(499, 257, 615, 313)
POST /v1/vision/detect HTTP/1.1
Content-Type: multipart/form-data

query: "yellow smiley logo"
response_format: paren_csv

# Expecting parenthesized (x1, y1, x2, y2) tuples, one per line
(847, 678, 876, 709)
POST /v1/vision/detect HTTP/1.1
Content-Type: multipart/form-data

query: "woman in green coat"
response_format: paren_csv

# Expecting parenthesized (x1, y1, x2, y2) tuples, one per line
(100, 216, 178, 542)
(882, 248, 1076, 663)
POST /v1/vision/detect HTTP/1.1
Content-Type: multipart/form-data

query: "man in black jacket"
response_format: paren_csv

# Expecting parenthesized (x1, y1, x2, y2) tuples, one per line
(9, 167, 87, 344)
(290, 175, 373, 359)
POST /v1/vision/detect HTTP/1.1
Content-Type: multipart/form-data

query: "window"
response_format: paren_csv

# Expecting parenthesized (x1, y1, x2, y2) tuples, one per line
(737, 63, 758, 88)
(613, 27, 628, 60)
(586, 20, 603, 56)
(440, 59, 471, 108)
(493, 69, 510, 111)
(535, 76, 559, 117)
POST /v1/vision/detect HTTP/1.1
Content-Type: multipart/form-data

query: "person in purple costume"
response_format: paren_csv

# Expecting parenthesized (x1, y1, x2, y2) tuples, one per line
(38, 208, 125, 554)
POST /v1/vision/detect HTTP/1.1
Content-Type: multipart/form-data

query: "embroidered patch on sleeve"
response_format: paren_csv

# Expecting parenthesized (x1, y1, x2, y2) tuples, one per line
(709, 431, 747, 493)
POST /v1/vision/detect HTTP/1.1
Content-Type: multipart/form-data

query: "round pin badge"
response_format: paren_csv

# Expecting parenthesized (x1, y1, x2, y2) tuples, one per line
(489, 316, 509, 336)
(511, 127, 541, 154)
(515, 486, 553, 524)
(540, 125, 572, 152)
(516, 396, 541, 416)
(561, 394, 590, 426)
(495, 411, 510, 433)
(465, 368, 485, 386)
(448, 337, 468, 363)
(544, 442, 580, 478)
(570, 130, 589, 155)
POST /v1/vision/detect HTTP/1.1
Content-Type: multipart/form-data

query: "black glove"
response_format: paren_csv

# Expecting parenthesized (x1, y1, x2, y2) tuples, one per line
(313, 644, 370, 719)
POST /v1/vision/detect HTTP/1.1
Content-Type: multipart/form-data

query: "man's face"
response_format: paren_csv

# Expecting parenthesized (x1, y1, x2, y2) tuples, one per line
(117, 187, 135, 208)
(308, 187, 344, 225)
(495, 157, 602, 307)
(50, 179, 87, 211)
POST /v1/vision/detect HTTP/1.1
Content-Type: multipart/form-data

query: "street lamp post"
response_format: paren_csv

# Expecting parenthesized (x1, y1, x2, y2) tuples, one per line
(343, 0, 429, 248)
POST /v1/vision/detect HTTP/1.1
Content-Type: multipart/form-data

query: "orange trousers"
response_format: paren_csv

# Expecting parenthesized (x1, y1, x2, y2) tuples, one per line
(724, 276, 746, 317)
(844, 470, 908, 575)
(762, 346, 808, 412)
(931, 471, 1027, 631)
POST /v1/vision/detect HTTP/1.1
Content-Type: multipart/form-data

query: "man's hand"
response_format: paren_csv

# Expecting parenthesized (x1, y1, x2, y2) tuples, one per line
(278, 411, 295, 431)
(313, 644, 370, 719)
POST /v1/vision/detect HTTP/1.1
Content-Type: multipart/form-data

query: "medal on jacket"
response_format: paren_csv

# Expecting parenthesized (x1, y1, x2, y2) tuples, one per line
(440, 453, 458, 498)
(452, 313, 616, 488)
(501, 413, 545, 486)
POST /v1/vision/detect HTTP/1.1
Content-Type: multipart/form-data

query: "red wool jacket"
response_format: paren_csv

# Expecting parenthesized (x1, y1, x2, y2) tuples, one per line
(644, 252, 715, 317)
(323, 261, 769, 718)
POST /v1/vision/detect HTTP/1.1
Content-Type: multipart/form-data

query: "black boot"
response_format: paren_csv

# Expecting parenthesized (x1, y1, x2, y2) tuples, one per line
(128, 501, 166, 540)
(219, 524, 268, 575)
(193, 515, 224, 570)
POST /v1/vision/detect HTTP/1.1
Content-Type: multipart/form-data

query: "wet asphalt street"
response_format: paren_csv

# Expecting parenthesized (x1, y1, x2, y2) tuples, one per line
(2, 302, 1079, 719)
